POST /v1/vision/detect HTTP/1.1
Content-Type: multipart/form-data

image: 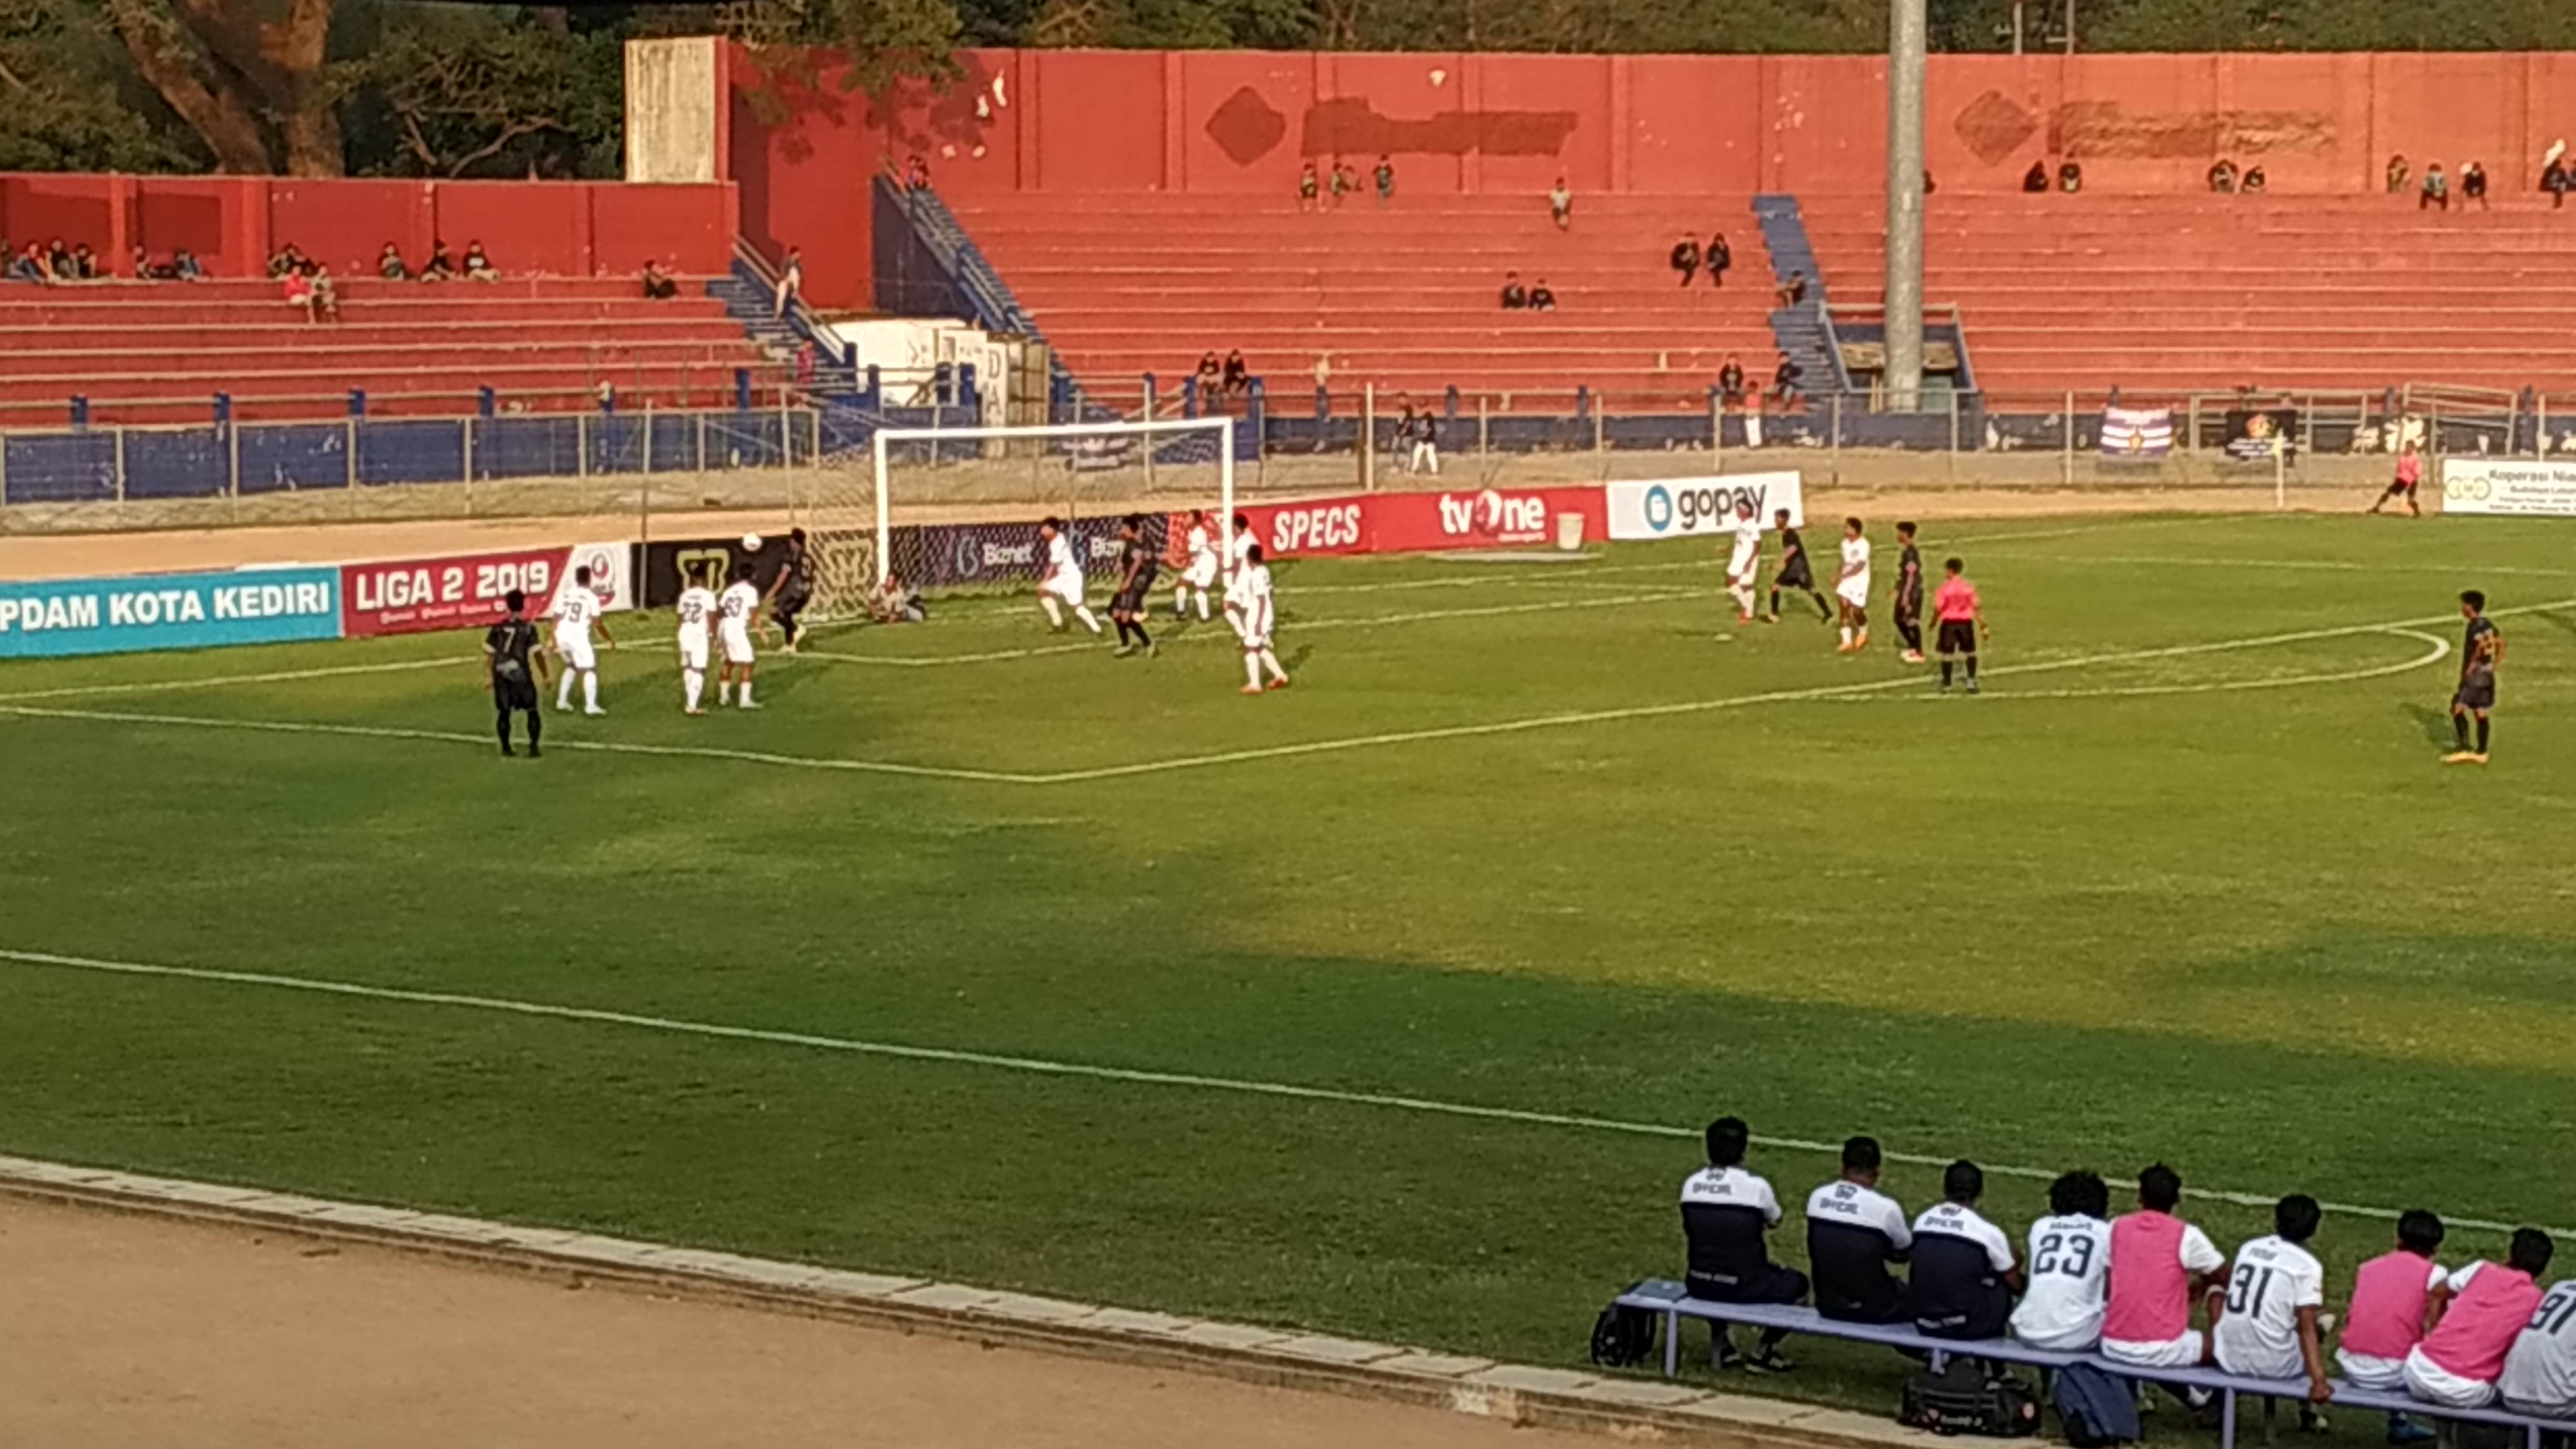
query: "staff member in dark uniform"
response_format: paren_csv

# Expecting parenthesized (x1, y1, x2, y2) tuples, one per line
(1891, 521, 1926, 663)
(763, 527, 815, 654)
(1109, 515, 1160, 658)
(485, 588, 549, 757)
(2445, 589, 2503, 765)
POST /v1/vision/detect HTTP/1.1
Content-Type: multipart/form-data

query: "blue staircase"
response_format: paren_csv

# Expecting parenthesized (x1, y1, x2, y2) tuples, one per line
(1751, 194, 1847, 397)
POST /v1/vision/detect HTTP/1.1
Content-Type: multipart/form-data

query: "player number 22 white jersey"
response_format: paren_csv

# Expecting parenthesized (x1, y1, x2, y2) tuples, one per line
(675, 585, 717, 641)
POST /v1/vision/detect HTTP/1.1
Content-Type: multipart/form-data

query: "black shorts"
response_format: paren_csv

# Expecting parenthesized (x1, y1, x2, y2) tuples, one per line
(1111, 585, 1148, 614)
(774, 592, 810, 623)
(495, 673, 537, 711)
(2454, 678, 2496, 712)
(1937, 620, 1978, 655)
(1895, 588, 1922, 622)
(1776, 562, 1814, 591)
(1686, 1263, 1809, 1307)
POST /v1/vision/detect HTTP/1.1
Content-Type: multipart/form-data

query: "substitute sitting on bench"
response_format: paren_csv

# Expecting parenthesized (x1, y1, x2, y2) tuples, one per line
(1681, 1117, 1806, 1371)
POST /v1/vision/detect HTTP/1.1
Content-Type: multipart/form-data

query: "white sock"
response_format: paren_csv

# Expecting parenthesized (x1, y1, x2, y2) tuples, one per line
(739, 679, 754, 706)
(1839, 626, 1853, 647)
(1173, 587, 1186, 616)
(719, 678, 733, 703)
(1040, 595, 1064, 628)
(583, 672, 600, 710)
(1195, 591, 1211, 621)
(556, 672, 574, 708)
(1262, 648, 1287, 682)
(1728, 584, 1753, 615)
(684, 668, 703, 711)
(1073, 605, 1101, 634)
(1244, 652, 1263, 688)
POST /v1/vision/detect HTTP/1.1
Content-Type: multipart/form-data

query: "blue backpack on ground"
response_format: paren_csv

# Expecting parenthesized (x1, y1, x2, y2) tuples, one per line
(2052, 1363, 2142, 1447)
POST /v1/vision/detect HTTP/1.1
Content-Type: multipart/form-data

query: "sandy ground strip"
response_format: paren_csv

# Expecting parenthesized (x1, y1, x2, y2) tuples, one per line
(0, 1193, 1623, 1449)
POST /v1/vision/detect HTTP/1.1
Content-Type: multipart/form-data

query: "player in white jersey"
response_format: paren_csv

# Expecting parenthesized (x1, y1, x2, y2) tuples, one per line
(2213, 1195, 2334, 1414)
(2501, 1277, 2576, 1418)
(1174, 509, 1219, 621)
(551, 564, 614, 715)
(1833, 516, 1873, 654)
(2012, 1170, 2114, 1351)
(1724, 499, 1763, 624)
(1226, 511, 1256, 580)
(673, 562, 719, 715)
(1225, 542, 1289, 694)
(716, 564, 762, 708)
(1034, 517, 1102, 636)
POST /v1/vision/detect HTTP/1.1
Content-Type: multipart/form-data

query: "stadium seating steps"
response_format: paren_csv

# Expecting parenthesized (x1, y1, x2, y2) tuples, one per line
(1801, 193, 2576, 399)
(940, 193, 1781, 410)
(0, 275, 778, 428)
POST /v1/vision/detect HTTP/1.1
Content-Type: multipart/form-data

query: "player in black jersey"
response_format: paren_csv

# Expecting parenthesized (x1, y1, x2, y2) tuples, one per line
(1763, 507, 1833, 625)
(1890, 522, 1926, 663)
(484, 588, 550, 757)
(763, 527, 814, 654)
(1109, 515, 1161, 658)
(2445, 589, 2503, 764)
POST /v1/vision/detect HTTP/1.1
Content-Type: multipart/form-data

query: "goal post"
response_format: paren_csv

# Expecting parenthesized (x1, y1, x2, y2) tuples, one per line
(805, 415, 1237, 620)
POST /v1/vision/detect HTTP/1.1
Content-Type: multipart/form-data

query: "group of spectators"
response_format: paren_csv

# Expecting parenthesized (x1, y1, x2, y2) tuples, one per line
(1719, 352, 1803, 412)
(2023, 160, 2087, 193)
(6, 238, 207, 283)
(355, 239, 499, 282)
(1680, 1117, 2575, 1425)
(1297, 155, 1399, 210)
(1191, 349, 1253, 401)
(1497, 271, 1558, 311)
(1669, 232, 1736, 289)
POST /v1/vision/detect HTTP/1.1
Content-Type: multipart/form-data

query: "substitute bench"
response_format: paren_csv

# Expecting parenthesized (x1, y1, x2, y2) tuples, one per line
(1615, 1280, 2570, 1449)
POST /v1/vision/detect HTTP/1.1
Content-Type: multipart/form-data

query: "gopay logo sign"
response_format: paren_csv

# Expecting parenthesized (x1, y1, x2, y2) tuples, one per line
(1607, 473, 1804, 540)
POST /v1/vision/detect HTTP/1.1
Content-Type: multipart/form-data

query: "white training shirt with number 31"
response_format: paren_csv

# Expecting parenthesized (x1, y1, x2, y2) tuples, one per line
(2211, 1233, 2327, 1381)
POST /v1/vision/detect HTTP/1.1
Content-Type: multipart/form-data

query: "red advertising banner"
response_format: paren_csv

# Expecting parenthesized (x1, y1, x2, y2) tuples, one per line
(1236, 496, 1370, 558)
(340, 540, 634, 638)
(1367, 486, 1607, 553)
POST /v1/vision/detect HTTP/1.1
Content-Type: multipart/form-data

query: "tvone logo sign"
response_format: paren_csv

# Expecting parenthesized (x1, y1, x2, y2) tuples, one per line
(1438, 489, 1546, 538)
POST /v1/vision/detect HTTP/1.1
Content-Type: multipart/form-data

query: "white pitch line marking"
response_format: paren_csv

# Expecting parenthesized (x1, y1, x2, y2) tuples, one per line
(1813, 628, 2449, 703)
(0, 943, 2559, 1241)
(0, 656, 469, 704)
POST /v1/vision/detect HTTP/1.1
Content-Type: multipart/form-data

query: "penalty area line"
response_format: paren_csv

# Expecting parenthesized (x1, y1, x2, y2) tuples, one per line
(0, 942, 2559, 1242)
(0, 655, 471, 705)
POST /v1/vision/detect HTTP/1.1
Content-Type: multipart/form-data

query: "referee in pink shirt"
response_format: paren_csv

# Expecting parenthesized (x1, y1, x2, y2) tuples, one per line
(1933, 558, 1988, 694)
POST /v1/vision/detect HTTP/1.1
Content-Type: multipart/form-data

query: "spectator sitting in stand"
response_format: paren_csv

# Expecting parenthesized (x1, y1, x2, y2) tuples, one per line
(1499, 270, 1529, 309)
(1297, 160, 1320, 211)
(2242, 164, 2268, 194)
(1774, 271, 1809, 309)
(1707, 231, 1732, 288)
(2421, 164, 2449, 212)
(462, 241, 498, 280)
(130, 246, 158, 279)
(2462, 161, 2490, 209)
(1718, 354, 1748, 412)
(377, 242, 408, 279)
(1671, 232, 1701, 287)
(1548, 175, 1572, 230)
(1527, 277, 1557, 311)
(266, 242, 305, 278)
(1769, 351, 1804, 409)
(1373, 153, 1396, 207)
(5, 242, 46, 283)
(1222, 348, 1250, 397)
(2543, 140, 2571, 210)
(2060, 160, 2084, 193)
(420, 239, 455, 281)
(904, 153, 931, 191)
(1329, 160, 1356, 206)
(1193, 351, 1223, 398)
(171, 248, 205, 281)
(773, 245, 803, 317)
(641, 260, 679, 300)
(308, 263, 341, 321)
(283, 267, 319, 321)
(2023, 160, 2050, 193)
(2209, 158, 2239, 193)
(69, 243, 99, 279)
(2387, 153, 2411, 194)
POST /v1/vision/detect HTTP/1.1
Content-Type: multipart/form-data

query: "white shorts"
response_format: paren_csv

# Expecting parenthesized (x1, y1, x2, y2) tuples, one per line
(2103, 1332, 2205, 1370)
(1240, 630, 1273, 651)
(1837, 577, 1871, 609)
(2404, 1347, 2497, 1408)
(2010, 1321, 2101, 1354)
(720, 626, 755, 665)
(1043, 569, 1084, 606)
(1183, 559, 1218, 589)
(2336, 1350, 2409, 1390)
(556, 635, 597, 671)
(677, 636, 709, 671)
(1727, 566, 1758, 589)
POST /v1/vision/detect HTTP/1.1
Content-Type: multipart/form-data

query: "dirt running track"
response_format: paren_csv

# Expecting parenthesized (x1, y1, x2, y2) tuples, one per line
(0, 1195, 1617, 1448)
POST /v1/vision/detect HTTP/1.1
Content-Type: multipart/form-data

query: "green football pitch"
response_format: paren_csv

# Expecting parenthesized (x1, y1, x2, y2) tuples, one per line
(3, 509, 2573, 1409)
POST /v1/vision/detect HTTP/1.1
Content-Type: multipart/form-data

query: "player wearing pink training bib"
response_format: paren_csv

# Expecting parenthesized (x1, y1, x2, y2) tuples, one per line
(2101, 1164, 2228, 1374)
(2404, 1229, 2555, 1409)
(2339, 1209, 2448, 1444)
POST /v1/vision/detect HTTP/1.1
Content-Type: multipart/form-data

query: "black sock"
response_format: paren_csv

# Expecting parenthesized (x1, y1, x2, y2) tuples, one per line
(525, 708, 542, 748)
(1113, 619, 1133, 645)
(1814, 591, 1833, 620)
(497, 707, 513, 750)
(1965, 655, 1979, 681)
(1759, 1327, 1789, 1352)
(2477, 716, 2491, 753)
(2454, 712, 2472, 748)
(1940, 659, 1954, 687)
(1130, 618, 1151, 647)
(1768, 587, 1780, 614)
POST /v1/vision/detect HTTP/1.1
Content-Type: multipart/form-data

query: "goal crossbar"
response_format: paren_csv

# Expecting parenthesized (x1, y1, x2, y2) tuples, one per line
(867, 416, 1237, 585)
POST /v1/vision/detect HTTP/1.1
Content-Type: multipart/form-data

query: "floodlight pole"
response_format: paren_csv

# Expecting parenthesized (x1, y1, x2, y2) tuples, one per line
(1884, 0, 1928, 413)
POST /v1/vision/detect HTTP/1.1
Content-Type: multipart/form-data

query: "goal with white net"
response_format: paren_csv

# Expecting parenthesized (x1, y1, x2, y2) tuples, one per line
(802, 415, 1238, 621)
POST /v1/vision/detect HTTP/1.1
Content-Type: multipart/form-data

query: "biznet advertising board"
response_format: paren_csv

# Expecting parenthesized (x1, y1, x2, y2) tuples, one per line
(1604, 473, 1806, 541)
(341, 542, 636, 637)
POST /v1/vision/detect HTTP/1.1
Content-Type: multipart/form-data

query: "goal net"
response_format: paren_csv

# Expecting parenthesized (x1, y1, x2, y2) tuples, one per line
(802, 415, 1238, 621)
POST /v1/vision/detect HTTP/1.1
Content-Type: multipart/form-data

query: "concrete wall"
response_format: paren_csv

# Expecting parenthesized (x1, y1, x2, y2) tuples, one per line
(724, 48, 2576, 307)
(625, 37, 728, 184)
